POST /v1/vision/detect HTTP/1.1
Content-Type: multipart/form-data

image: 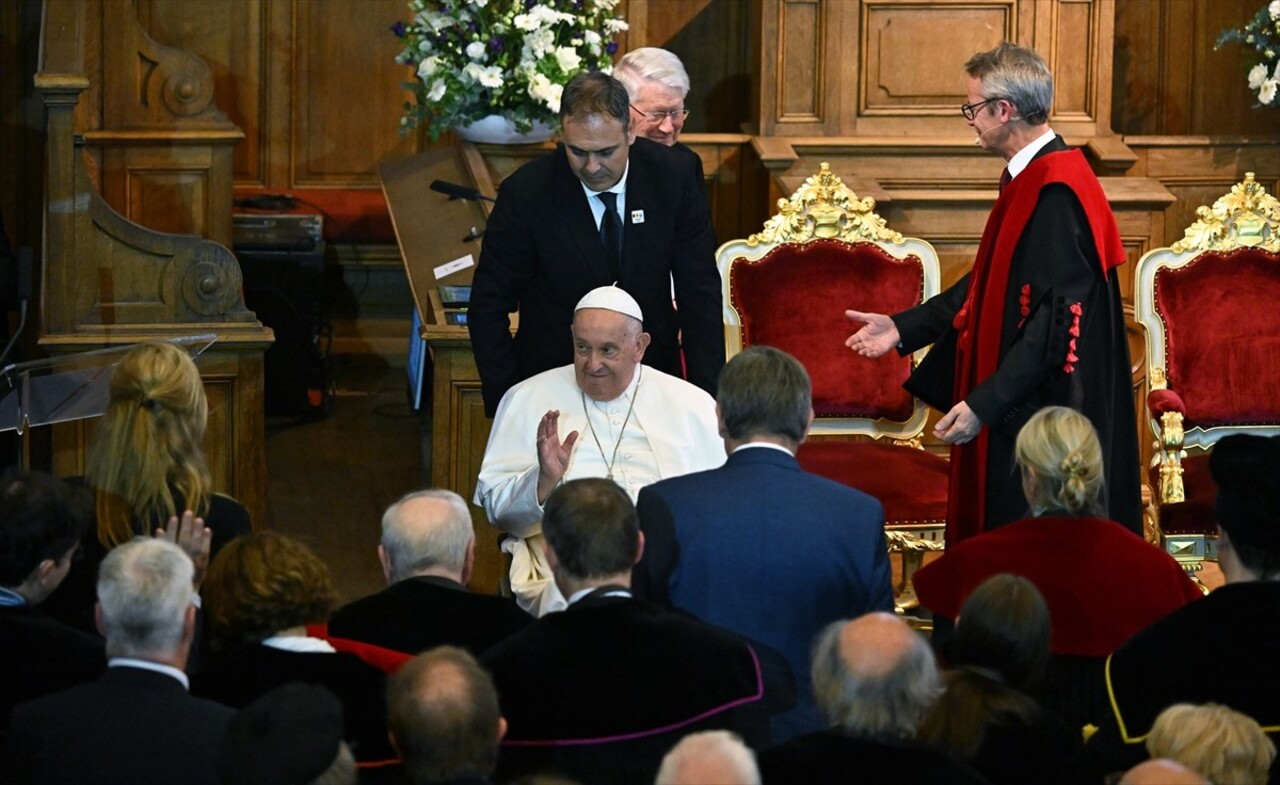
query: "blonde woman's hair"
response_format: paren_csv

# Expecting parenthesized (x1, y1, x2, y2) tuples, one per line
(1147, 703, 1276, 785)
(1014, 406, 1104, 516)
(85, 342, 210, 548)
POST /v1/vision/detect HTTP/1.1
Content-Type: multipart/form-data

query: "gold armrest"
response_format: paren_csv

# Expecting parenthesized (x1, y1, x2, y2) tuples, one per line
(1155, 409, 1186, 505)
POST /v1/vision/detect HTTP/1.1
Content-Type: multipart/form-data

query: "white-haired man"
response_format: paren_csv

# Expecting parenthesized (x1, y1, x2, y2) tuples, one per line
(475, 286, 724, 616)
(328, 489, 531, 655)
(614, 47, 693, 148)
(5, 538, 233, 785)
(757, 613, 989, 785)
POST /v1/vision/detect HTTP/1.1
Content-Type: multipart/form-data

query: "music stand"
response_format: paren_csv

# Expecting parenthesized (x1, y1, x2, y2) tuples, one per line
(0, 334, 218, 436)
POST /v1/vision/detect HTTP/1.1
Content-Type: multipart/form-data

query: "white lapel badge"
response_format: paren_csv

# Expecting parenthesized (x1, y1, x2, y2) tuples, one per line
(630, 209, 645, 225)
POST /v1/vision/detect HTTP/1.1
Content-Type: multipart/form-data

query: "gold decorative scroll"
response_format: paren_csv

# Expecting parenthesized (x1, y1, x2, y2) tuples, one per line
(1171, 172, 1280, 253)
(748, 162, 905, 246)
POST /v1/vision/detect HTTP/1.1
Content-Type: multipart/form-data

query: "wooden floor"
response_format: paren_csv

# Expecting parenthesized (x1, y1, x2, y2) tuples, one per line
(262, 355, 426, 605)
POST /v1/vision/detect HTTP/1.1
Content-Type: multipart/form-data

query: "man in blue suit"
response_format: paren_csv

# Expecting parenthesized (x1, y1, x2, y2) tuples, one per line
(633, 345, 893, 741)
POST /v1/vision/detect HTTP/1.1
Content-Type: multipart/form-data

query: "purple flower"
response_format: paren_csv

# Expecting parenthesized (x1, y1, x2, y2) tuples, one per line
(606, 41, 618, 55)
(390, 21, 406, 38)
(489, 37, 504, 52)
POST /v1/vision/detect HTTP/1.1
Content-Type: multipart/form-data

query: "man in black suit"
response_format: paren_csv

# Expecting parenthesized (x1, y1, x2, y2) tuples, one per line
(4, 538, 233, 785)
(481, 479, 784, 785)
(469, 70, 722, 416)
(0, 469, 105, 730)
(327, 489, 529, 655)
(757, 612, 989, 785)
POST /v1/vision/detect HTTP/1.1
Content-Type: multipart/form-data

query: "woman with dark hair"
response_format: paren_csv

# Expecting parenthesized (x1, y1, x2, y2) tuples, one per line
(42, 341, 250, 632)
(194, 532, 395, 764)
(918, 574, 1088, 785)
(913, 406, 1201, 728)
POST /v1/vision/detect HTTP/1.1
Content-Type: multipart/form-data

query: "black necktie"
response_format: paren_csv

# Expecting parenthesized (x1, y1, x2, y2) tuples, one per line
(999, 167, 1012, 192)
(597, 191, 622, 279)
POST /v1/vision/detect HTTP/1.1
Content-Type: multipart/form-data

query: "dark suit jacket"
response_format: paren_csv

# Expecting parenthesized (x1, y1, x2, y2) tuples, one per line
(633, 446, 894, 740)
(758, 731, 992, 785)
(894, 136, 1140, 534)
(4, 665, 234, 785)
(0, 605, 104, 731)
(192, 643, 394, 763)
(327, 575, 530, 655)
(480, 593, 775, 785)
(469, 136, 723, 415)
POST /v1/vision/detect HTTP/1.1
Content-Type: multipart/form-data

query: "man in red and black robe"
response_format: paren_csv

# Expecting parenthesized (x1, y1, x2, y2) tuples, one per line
(846, 43, 1141, 544)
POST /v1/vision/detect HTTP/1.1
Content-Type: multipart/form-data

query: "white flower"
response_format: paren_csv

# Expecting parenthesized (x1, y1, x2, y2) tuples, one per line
(468, 0, 488, 8)
(464, 62, 504, 89)
(554, 46, 582, 73)
(426, 78, 446, 102)
(1270, 0, 1280, 20)
(1249, 63, 1269, 89)
(603, 18, 629, 34)
(583, 30, 600, 46)
(417, 55, 441, 80)
(528, 73, 563, 113)
(1260, 79, 1278, 105)
(466, 41, 486, 60)
(525, 27, 555, 58)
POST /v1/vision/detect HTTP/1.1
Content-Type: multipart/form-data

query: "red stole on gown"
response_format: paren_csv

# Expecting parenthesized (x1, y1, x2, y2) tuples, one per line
(947, 149, 1125, 545)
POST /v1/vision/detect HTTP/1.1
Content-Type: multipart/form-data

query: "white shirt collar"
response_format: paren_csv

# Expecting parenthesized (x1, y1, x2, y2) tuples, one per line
(262, 634, 337, 654)
(578, 159, 630, 201)
(1007, 128, 1058, 179)
(566, 586, 632, 606)
(731, 442, 795, 456)
(109, 657, 190, 690)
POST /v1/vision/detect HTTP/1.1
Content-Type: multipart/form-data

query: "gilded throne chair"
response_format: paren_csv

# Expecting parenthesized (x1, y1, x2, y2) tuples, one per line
(1135, 172, 1280, 574)
(716, 163, 950, 611)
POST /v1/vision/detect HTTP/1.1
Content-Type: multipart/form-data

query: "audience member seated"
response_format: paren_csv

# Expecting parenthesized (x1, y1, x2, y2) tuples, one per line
(0, 469, 104, 731)
(634, 345, 892, 740)
(1145, 703, 1276, 785)
(194, 531, 393, 763)
(367, 646, 506, 785)
(655, 731, 761, 785)
(917, 574, 1088, 785)
(42, 341, 251, 633)
(757, 612, 990, 785)
(216, 683, 356, 785)
(327, 489, 530, 655)
(913, 405, 1200, 726)
(1089, 434, 1280, 781)
(475, 286, 724, 615)
(481, 479, 782, 785)
(1119, 759, 1209, 785)
(4, 539, 233, 785)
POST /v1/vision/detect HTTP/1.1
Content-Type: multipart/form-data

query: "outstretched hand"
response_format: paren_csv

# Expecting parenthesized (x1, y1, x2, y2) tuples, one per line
(155, 510, 212, 589)
(536, 409, 579, 504)
(845, 310, 901, 358)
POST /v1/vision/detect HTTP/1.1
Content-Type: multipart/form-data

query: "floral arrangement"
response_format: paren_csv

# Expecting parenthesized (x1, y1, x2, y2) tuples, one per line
(1216, 1, 1280, 106)
(394, 0, 628, 140)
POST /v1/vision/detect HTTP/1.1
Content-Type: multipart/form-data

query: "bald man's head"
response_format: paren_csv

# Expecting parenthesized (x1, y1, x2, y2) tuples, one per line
(1119, 759, 1209, 785)
(811, 612, 940, 738)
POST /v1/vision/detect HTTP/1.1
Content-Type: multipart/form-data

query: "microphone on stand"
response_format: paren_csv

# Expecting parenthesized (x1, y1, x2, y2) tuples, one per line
(430, 180, 496, 203)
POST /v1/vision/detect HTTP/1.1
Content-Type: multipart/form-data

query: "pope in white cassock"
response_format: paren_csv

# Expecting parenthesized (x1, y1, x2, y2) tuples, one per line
(475, 285, 725, 615)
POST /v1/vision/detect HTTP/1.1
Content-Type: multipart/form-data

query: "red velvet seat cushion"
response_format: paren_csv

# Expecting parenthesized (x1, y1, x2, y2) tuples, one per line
(729, 239, 924, 421)
(1149, 453, 1216, 535)
(1155, 248, 1280, 428)
(796, 440, 949, 525)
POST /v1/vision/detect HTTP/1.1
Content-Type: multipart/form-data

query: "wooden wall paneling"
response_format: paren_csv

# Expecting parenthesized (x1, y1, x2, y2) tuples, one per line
(854, 1, 1009, 136)
(292, 0, 418, 187)
(638, 0, 755, 135)
(1124, 138, 1280, 245)
(1113, 0, 1278, 136)
(135, 0, 267, 185)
